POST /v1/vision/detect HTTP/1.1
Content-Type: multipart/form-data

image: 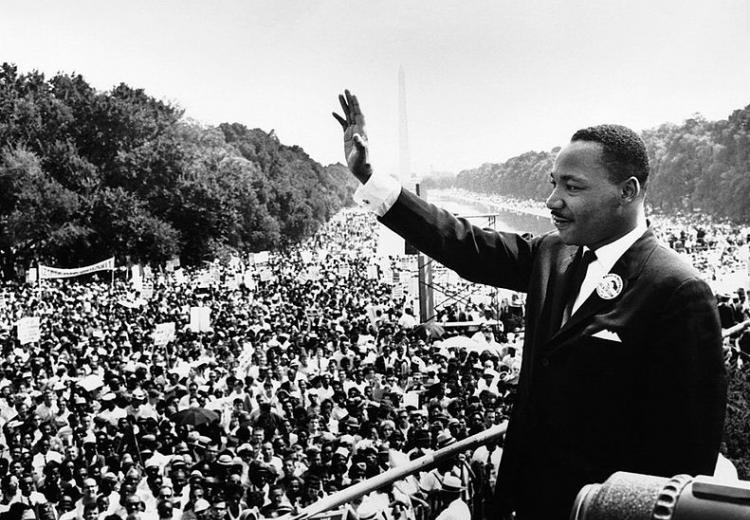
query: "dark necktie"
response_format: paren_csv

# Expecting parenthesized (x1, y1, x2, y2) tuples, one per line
(561, 248, 597, 326)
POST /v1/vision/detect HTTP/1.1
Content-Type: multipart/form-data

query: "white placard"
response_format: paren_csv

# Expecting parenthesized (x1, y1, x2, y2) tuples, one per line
(307, 267, 321, 281)
(403, 392, 420, 409)
(166, 256, 180, 272)
(189, 307, 212, 333)
(225, 275, 239, 291)
(17, 317, 41, 345)
(141, 281, 154, 300)
(153, 322, 176, 346)
(243, 271, 255, 289)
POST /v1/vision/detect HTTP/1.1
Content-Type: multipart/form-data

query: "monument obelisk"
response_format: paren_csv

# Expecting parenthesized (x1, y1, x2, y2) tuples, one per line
(398, 66, 412, 186)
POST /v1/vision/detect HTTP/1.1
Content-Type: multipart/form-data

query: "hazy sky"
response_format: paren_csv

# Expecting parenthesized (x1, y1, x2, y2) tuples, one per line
(2, 0, 749, 175)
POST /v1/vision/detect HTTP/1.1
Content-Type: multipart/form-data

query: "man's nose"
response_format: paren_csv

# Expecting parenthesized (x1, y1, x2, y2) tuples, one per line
(546, 187, 564, 210)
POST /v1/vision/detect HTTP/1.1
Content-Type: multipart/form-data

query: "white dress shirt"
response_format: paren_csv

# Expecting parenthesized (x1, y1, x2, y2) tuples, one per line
(571, 219, 648, 315)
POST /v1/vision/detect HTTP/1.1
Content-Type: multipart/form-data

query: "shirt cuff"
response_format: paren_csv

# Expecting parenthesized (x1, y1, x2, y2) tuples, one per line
(353, 171, 402, 217)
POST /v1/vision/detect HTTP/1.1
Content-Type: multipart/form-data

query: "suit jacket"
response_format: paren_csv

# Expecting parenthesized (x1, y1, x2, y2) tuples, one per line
(380, 189, 727, 520)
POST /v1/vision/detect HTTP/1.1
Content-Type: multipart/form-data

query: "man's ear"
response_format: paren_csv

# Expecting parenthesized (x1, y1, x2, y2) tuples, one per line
(620, 176, 641, 203)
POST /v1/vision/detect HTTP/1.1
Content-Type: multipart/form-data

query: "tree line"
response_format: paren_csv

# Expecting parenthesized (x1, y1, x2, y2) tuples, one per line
(0, 63, 356, 278)
(429, 106, 750, 223)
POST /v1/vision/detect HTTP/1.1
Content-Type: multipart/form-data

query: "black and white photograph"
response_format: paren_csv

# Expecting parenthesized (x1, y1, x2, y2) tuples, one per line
(0, 2, 749, 520)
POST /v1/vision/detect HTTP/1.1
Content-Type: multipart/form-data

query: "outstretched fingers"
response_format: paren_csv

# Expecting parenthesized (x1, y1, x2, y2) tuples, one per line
(332, 112, 347, 130)
(346, 90, 366, 126)
(339, 93, 351, 121)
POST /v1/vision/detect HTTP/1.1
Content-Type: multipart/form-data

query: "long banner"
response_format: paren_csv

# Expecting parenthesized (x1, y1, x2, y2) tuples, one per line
(39, 257, 115, 280)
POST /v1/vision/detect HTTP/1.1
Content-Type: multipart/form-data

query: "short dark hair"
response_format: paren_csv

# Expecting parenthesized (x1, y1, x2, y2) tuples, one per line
(571, 124, 649, 187)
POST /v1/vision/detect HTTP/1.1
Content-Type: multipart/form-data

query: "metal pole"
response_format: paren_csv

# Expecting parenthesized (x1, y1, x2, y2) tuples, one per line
(417, 253, 434, 323)
(289, 423, 507, 520)
(414, 182, 434, 323)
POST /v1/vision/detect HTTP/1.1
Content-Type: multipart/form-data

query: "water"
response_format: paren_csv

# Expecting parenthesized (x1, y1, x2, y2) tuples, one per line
(377, 190, 555, 258)
(425, 191, 555, 237)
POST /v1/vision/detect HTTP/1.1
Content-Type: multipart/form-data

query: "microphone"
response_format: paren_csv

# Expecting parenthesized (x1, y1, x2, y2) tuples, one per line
(571, 471, 750, 520)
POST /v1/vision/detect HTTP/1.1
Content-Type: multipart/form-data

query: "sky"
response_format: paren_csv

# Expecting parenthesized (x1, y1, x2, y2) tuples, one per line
(1, 0, 749, 176)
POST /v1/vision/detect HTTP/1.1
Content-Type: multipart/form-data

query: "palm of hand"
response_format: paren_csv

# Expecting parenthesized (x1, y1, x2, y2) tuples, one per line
(333, 90, 371, 183)
(344, 125, 366, 174)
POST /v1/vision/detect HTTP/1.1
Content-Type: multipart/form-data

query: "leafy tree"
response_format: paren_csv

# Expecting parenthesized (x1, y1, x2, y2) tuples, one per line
(0, 147, 87, 276)
(449, 107, 750, 224)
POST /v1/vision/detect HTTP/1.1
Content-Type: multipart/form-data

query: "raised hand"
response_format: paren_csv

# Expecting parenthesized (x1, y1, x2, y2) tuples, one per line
(332, 90, 372, 184)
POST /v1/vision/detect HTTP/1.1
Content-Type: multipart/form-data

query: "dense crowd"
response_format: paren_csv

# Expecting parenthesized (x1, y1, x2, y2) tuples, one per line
(0, 201, 747, 520)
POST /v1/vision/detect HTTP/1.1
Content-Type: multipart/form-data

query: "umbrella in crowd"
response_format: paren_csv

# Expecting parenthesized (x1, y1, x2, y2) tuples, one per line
(172, 406, 220, 426)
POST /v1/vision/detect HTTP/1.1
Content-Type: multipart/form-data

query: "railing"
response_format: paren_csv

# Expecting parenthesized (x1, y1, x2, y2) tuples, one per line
(723, 319, 750, 338)
(289, 423, 508, 520)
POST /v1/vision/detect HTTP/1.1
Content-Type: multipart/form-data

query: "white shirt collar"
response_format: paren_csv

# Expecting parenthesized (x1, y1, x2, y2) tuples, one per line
(585, 218, 648, 273)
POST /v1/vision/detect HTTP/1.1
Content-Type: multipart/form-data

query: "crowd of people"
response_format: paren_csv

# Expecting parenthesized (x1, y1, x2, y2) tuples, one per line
(0, 199, 747, 520)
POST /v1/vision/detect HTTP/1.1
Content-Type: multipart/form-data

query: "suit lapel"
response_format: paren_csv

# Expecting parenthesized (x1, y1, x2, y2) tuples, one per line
(539, 246, 579, 344)
(548, 229, 658, 346)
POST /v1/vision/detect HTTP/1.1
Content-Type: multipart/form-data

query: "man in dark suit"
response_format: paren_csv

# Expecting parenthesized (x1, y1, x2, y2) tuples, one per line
(333, 90, 727, 520)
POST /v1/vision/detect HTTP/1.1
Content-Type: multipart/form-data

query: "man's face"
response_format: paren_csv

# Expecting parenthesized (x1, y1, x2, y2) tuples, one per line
(270, 488, 284, 505)
(547, 141, 628, 250)
(125, 496, 141, 515)
(261, 443, 274, 459)
(59, 497, 74, 512)
(20, 476, 34, 495)
(83, 478, 98, 498)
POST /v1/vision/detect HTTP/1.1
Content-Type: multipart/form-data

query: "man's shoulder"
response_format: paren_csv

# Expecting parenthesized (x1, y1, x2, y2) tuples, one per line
(642, 238, 711, 292)
(532, 231, 578, 261)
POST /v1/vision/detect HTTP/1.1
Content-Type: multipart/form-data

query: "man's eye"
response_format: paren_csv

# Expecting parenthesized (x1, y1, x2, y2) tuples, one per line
(567, 185, 581, 192)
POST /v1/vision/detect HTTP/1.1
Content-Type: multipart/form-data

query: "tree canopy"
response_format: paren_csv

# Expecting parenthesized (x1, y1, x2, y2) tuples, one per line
(437, 107, 750, 223)
(0, 63, 356, 277)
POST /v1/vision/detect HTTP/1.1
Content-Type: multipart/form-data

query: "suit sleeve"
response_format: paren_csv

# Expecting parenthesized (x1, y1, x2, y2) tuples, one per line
(379, 189, 539, 292)
(637, 278, 727, 476)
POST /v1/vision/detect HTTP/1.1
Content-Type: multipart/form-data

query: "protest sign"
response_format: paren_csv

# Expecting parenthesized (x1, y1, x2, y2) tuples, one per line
(189, 307, 211, 332)
(17, 317, 41, 345)
(39, 257, 115, 280)
(141, 281, 154, 300)
(403, 391, 420, 409)
(254, 251, 270, 264)
(165, 256, 180, 271)
(198, 272, 212, 289)
(153, 322, 176, 346)
(243, 271, 256, 289)
(225, 274, 240, 291)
